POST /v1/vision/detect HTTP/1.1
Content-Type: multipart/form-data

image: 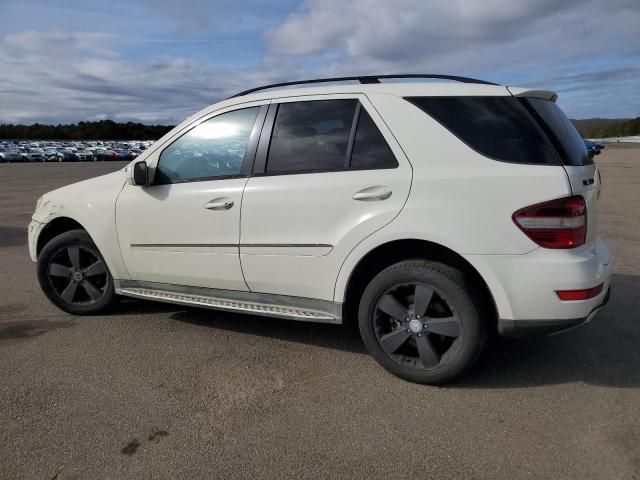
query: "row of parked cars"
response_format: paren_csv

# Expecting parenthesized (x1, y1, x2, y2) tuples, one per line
(0, 140, 154, 163)
(1, 138, 604, 163)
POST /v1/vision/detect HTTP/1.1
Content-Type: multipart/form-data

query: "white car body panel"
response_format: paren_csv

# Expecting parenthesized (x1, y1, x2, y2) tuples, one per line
(115, 176, 249, 291)
(29, 171, 130, 279)
(239, 93, 412, 300)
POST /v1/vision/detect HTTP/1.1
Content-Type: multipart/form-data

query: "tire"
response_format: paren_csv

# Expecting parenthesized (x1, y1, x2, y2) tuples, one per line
(358, 260, 486, 385)
(37, 229, 115, 315)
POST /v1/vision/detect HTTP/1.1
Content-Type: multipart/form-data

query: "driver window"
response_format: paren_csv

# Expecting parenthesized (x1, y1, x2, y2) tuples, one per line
(154, 106, 260, 185)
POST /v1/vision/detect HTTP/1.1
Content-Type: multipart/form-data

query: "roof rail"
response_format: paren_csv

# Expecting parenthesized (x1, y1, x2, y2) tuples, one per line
(229, 74, 499, 98)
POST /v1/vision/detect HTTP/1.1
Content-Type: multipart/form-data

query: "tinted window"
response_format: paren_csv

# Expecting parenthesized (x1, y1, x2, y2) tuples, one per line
(350, 109, 398, 169)
(406, 96, 560, 165)
(266, 100, 357, 174)
(519, 98, 591, 166)
(155, 107, 259, 184)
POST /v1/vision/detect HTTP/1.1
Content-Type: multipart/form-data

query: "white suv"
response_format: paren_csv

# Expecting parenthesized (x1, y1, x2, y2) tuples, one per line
(28, 75, 612, 384)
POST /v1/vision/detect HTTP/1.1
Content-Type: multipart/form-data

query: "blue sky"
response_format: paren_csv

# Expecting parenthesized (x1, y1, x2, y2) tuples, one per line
(0, 0, 639, 124)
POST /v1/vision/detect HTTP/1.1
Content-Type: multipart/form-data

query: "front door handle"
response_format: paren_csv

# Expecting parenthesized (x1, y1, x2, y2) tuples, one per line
(353, 186, 392, 201)
(205, 198, 234, 210)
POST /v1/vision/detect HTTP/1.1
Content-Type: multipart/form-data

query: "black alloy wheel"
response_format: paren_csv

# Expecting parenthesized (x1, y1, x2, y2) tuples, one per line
(46, 245, 109, 305)
(37, 229, 115, 314)
(358, 260, 486, 384)
(373, 282, 463, 370)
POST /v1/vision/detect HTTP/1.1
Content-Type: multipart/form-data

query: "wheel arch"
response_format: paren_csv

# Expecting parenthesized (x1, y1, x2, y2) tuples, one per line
(36, 216, 88, 257)
(339, 238, 499, 331)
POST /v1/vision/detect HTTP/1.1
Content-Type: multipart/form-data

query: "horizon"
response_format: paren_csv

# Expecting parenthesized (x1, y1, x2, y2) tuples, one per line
(1, 0, 639, 124)
(1, 115, 639, 129)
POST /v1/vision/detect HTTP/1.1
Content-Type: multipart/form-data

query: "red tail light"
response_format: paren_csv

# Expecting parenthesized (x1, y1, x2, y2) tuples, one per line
(556, 283, 603, 301)
(512, 195, 586, 249)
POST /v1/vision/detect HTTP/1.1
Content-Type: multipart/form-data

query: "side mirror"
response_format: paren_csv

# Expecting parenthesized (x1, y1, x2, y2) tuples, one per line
(132, 161, 148, 186)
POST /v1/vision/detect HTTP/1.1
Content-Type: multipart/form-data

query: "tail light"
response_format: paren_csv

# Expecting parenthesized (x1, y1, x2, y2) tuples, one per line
(512, 195, 586, 249)
(556, 283, 603, 301)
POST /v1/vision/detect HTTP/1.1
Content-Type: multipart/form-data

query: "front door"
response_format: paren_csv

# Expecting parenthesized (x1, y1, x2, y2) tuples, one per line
(116, 104, 266, 290)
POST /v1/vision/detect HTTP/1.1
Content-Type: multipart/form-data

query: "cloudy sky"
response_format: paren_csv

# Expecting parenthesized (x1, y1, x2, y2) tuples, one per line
(1, 0, 639, 124)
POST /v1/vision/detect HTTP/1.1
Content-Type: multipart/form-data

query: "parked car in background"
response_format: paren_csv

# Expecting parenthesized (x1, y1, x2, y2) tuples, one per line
(25, 148, 46, 162)
(56, 149, 81, 162)
(116, 150, 135, 161)
(93, 149, 119, 161)
(0, 148, 25, 162)
(585, 140, 604, 157)
(43, 148, 61, 161)
(75, 149, 95, 162)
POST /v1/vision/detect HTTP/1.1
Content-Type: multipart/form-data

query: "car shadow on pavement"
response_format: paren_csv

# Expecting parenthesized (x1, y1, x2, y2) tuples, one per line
(169, 308, 368, 354)
(0, 226, 27, 248)
(111, 298, 186, 316)
(459, 273, 640, 389)
(116, 273, 639, 389)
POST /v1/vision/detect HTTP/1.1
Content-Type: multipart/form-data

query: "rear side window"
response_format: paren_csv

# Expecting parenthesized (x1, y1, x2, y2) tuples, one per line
(406, 96, 560, 165)
(350, 108, 398, 169)
(518, 98, 592, 166)
(266, 100, 357, 174)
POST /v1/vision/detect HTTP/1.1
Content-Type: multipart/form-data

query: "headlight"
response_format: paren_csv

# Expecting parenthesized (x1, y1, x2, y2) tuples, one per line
(36, 196, 44, 210)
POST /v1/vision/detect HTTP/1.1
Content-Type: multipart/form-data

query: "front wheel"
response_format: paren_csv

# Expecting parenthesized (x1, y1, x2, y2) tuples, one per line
(358, 260, 487, 384)
(37, 229, 116, 315)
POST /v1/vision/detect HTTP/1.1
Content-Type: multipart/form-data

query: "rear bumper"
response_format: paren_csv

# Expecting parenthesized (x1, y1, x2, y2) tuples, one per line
(498, 286, 611, 337)
(464, 237, 612, 332)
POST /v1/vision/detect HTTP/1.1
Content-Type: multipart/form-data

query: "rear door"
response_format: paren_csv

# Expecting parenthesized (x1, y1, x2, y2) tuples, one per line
(514, 93, 600, 247)
(239, 94, 412, 301)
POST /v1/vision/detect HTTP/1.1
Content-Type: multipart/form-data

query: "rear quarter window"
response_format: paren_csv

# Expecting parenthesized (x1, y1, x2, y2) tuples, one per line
(405, 96, 560, 166)
(518, 97, 592, 166)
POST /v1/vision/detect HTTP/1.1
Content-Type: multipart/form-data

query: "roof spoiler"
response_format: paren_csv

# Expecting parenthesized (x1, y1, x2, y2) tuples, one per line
(507, 87, 557, 102)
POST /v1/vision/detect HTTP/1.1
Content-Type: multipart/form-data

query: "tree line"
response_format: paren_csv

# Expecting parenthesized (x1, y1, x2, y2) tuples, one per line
(0, 120, 175, 140)
(2, 117, 639, 141)
(574, 117, 640, 139)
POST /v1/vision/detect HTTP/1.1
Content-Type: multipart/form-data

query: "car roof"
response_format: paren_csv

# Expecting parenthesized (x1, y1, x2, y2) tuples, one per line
(228, 82, 510, 105)
(174, 81, 554, 132)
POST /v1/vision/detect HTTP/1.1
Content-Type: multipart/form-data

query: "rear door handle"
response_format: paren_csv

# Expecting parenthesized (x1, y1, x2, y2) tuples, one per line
(353, 186, 392, 201)
(205, 198, 234, 210)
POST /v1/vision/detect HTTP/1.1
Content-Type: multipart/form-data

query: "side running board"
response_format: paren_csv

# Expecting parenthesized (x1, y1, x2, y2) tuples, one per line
(115, 281, 341, 324)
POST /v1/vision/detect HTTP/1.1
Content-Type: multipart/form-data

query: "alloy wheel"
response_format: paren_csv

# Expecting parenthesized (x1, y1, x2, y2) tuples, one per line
(46, 245, 109, 306)
(373, 282, 463, 370)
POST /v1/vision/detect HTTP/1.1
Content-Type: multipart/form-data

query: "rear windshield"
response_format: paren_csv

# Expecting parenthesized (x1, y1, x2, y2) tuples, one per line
(405, 96, 560, 166)
(517, 97, 592, 166)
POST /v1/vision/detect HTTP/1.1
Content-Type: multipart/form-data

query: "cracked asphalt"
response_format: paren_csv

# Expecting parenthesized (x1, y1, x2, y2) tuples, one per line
(1, 147, 639, 479)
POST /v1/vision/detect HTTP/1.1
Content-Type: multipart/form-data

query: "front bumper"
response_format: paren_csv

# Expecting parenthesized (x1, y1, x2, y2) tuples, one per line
(28, 219, 46, 262)
(498, 286, 611, 337)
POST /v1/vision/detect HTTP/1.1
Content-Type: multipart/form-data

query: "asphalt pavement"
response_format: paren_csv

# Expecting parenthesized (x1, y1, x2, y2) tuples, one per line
(1, 149, 639, 479)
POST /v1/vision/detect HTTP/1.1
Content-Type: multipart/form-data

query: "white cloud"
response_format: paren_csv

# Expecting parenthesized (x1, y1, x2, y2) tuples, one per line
(264, 0, 640, 116)
(0, 30, 270, 124)
(0, 1, 639, 124)
(268, 0, 640, 65)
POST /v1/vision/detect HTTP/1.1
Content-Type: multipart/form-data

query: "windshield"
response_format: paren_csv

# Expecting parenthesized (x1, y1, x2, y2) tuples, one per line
(519, 98, 591, 166)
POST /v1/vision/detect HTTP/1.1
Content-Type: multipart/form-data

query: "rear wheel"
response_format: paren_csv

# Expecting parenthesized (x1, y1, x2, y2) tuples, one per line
(37, 229, 115, 315)
(358, 260, 486, 384)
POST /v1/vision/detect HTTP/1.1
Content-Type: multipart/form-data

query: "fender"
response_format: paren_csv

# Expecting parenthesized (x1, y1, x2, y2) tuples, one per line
(31, 170, 131, 280)
(332, 228, 513, 320)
